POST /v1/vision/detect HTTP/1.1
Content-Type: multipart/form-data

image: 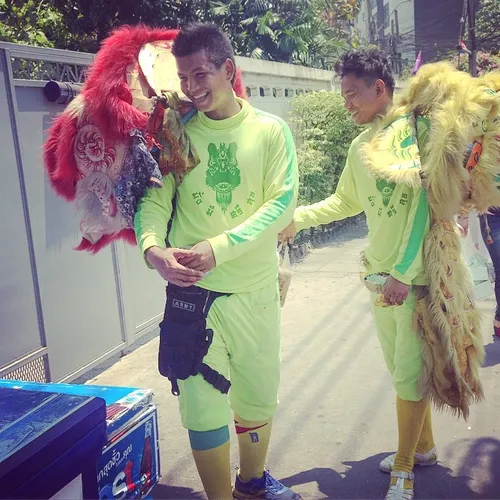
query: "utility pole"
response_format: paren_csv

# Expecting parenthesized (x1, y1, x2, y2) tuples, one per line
(467, 0, 478, 76)
(394, 9, 400, 40)
(394, 8, 401, 77)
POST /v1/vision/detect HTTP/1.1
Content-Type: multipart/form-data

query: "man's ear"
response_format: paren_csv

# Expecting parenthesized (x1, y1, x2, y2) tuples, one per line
(375, 79, 386, 97)
(224, 58, 236, 82)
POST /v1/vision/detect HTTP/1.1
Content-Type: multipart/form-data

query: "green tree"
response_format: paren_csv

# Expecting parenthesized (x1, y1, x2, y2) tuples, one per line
(207, 0, 354, 68)
(443, 48, 500, 76)
(0, 0, 66, 48)
(458, 50, 500, 75)
(1, 0, 359, 68)
(0, 0, 205, 52)
(476, 0, 500, 54)
(51, 0, 206, 52)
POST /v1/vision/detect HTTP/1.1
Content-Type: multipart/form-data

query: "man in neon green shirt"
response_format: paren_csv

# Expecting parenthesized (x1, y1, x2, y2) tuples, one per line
(279, 51, 436, 500)
(134, 23, 300, 500)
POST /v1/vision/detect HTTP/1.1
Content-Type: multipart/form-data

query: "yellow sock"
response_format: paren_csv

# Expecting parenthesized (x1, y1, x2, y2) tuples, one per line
(415, 403, 435, 455)
(392, 396, 428, 488)
(192, 441, 232, 500)
(235, 415, 272, 483)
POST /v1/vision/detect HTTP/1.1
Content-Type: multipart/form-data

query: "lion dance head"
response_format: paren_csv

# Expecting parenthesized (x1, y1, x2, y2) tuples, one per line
(43, 24, 247, 253)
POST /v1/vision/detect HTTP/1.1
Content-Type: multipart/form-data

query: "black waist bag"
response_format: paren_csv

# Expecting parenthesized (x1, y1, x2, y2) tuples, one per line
(159, 283, 231, 396)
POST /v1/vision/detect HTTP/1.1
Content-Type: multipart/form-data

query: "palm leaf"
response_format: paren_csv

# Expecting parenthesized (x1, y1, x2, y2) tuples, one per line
(209, 1, 230, 16)
(250, 47, 264, 59)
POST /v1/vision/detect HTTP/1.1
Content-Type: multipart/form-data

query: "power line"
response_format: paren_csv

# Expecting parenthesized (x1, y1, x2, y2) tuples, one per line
(357, 0, 473, 68)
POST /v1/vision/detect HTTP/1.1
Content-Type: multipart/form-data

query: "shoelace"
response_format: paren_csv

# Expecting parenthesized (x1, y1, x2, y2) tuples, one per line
(264, 472, 286, 493)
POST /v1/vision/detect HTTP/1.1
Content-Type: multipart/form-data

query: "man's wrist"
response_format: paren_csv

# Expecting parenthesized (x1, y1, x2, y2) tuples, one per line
(389, 271, 411, 286)
(145, 245, 163, 261)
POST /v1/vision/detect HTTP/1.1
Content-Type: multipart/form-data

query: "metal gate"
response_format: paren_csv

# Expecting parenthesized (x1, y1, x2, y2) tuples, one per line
(0, 42, 166, 383)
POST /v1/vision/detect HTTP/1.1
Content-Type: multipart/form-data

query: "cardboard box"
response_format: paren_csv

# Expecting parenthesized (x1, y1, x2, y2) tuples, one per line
(97, 405, 160, 499)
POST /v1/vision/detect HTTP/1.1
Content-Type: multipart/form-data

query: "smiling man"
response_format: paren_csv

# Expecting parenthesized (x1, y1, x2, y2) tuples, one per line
(134, 23, 299, 500)
(279, 50, 435, 500)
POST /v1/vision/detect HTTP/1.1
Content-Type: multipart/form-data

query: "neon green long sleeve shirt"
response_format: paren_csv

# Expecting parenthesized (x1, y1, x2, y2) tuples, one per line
(294, 126, 430, 286)
(134, 98, 299, 293)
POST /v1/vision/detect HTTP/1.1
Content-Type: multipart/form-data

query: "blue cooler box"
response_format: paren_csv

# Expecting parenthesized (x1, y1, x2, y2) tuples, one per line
(0, 386, 107, 499)
(0, 380, 161, 499)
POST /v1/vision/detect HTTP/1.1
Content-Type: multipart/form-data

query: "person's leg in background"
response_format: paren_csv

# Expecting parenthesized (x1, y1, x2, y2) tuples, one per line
(372, 291, 436, 500)
(389, 291, 434, 499)
(414, 404, 435, 457)
(480, 213, 500, 336)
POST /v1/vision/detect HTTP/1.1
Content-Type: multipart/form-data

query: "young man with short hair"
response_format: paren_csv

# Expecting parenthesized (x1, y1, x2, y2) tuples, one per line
(279, 50, 436, 500)
(135, 23, 300, 500)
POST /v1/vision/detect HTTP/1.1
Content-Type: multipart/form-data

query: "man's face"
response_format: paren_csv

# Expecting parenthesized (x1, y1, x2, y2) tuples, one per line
(176, 50, 234, 115)
(341, 73, 388, 125)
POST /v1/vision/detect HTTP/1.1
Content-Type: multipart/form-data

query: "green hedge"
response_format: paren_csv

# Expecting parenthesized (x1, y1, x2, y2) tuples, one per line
(287, 90, 364, 259)
(289, 90, 361, 205)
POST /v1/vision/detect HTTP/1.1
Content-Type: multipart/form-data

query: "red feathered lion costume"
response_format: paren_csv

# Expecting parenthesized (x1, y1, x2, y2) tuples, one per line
(43, 25, 247, 253)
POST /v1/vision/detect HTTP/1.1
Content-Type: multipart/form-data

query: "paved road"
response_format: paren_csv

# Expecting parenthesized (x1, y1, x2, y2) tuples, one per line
(88, 222, 500, 499)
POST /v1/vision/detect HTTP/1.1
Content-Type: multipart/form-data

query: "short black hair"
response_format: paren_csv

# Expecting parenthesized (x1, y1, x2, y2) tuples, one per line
(334, 49, 395, 94)
(172, 23, 235, 69)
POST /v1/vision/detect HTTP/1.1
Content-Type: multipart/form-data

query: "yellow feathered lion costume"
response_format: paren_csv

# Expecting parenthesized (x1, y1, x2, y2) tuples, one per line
(361, 62, 500, 419)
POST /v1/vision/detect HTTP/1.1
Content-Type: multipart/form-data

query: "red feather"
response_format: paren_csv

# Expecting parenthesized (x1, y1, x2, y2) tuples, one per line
(74, 229, 137, 253)
(44, 113, 79, 200)
(82, 25, 179, 143)
(233, 68, 248, 100)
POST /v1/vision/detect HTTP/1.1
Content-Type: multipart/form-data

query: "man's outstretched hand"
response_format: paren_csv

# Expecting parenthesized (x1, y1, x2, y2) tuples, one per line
(145, 246, 204, 287)
(278, 220, 298, 244)
(383, 275, 410, 306)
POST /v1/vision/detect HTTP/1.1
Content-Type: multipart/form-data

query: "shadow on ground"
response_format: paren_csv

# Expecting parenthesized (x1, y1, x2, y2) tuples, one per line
(279, 438, 500, 499)
(482, 337, 500, 368)
(152, 437, 500, 499)
(152, 483, 205, 499)
(279, 458, 474, 499)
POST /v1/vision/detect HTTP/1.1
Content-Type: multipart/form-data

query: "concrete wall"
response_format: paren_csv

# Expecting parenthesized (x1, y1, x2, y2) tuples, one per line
(238, 56, 335, 118)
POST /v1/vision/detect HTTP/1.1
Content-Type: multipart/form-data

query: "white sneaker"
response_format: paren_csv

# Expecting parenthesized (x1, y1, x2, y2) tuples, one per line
(385, 471, 414, 500)
(379, 446, 438, 473)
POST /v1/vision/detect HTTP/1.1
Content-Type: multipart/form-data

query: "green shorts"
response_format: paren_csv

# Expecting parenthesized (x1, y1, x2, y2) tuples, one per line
(178, 280, 281, 431)
(371, 290, 424, 401)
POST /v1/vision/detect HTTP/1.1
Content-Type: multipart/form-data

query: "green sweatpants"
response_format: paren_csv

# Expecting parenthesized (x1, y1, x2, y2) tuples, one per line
(178, 280, 281, 431)
(371, 289, 424, 401)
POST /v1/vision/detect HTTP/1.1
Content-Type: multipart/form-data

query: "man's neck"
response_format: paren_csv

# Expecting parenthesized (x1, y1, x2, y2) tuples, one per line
(380, 97, 393, 117)
(368, 98, 393, 125)
(205, 97, 241, 120)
